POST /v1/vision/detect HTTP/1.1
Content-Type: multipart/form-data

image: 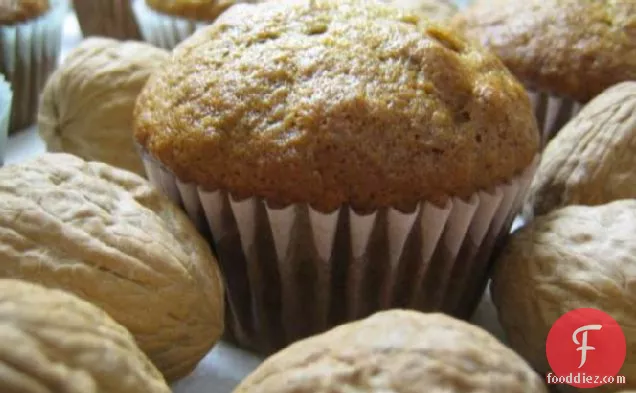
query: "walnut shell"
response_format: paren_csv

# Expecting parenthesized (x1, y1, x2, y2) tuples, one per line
(233, 310, 547, 393)
(0, 278, 171, 393)
(0, 153, 224, 381)
(38, 37, 170, 177)
(526, 81, 636, 218)
(381, 0, 458, 21)
(492, 200, 636, 392)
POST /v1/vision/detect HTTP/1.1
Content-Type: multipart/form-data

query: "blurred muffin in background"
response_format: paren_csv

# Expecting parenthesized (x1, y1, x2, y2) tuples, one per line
(132, 0, 244, 49)
(0, 0, 69, 133)
(73, 0, 142, 40)
(39, 37, 169, 176)
(451, 0, 636, 146)
(0, 75, 12, 165)
(381, 0, 457, 22)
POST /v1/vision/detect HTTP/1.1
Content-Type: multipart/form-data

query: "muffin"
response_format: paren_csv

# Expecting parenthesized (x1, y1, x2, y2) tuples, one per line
(450, 0, 636, 146)
(491, 201, 636, 392)
(73, 0, 142, 40)
(38, 37, 170, 177)
(381, 0, 457, 22)
(0, 75, 11, 165)
(0, 0, 69, 133)
(234, 310, 548, 393)
(134, 0, 540, 354)
(132, 0, 240, 49)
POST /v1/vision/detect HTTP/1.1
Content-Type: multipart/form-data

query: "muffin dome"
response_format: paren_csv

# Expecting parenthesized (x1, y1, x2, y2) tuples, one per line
(0, 0, 49, 24)
(145, 0, 239, 21)
(451, 0, 636, 103)
(135, 0, 539, 213)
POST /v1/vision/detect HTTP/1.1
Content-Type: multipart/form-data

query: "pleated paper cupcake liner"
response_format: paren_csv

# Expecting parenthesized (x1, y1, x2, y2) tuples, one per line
(73, 0, 142, 40)
(140, 149, 538, 354)
(0, 76, 12, 166)
(132, 0, 208, 50)
(528, 90, 583, 148)
(0, 0, 68, 133)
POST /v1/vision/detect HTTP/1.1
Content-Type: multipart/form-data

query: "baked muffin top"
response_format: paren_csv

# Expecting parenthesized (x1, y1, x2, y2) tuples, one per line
(145, 0, 238, 21)
(381, 0, 457, 22)
(0, 0, 49, 24)
(134, 0, 539, 213)
(451, 0, 636, 103)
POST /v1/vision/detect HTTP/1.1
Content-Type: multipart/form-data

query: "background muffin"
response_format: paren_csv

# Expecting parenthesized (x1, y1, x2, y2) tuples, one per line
(0, 74, 11, 165)
(0, 0, 69, 133)
(38, 37, 170, 177)
(73, 0, 142, 40)
(450, 0, 636, 145)
(234, 310, 548, 393)
(135, 0, 539, 355)
(132, 0, 242, 49)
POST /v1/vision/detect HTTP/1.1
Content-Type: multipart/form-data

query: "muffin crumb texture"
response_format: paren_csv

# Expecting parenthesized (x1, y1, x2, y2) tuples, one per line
(451, 0, 636, 103)
(135, 0, 539, 213)
(233, 310, 548, 393)
(0, 0, 49, 24)
(145, 0, 240, 21)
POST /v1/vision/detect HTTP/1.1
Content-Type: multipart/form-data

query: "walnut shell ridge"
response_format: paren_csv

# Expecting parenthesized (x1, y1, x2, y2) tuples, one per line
(492, 200, 636, 392)
(0, 153, 225, 381)
(0, 278, 171, 393)
(38, 37, 170, 177)
(233, 310, 547, 393)
(525, 81, 636, 218)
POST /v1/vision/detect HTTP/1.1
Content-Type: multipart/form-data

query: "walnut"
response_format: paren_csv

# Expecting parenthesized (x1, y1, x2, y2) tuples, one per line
(0, 153, 225, 381)
(525, 81, 636, 218)
(233, 310, 547, 393)
(0, 278, 171, 393)
(492, 200, 636, 392)
(38, 37, 169, 177)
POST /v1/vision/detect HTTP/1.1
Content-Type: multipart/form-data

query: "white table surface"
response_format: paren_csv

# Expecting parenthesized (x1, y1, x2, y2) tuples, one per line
(4, 4, 509, 392)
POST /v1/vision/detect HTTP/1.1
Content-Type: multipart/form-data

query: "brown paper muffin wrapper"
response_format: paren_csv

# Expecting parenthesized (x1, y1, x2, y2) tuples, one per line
(0, 76, 12, 166)
(132, 0, 208, 50)
(73, 0, 142, 40)
(528, 90, 583, 147)
(140, 150, 538, 354)
(0, 0, 68, 133)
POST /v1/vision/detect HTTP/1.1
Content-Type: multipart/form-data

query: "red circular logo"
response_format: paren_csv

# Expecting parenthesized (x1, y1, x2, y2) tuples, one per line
(546, 308, 626, 388)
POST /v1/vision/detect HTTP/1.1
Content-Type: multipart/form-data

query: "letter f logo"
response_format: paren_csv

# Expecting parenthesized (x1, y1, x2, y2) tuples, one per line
(572, 324, 602, 368)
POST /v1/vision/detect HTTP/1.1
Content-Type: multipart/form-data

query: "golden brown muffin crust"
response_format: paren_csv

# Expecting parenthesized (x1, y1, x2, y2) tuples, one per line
(145, 0, 239, 21)
(134, 0, 539, 213)
(0, 0, 49, 24)
(233, 310, 548, 393)
(381, 0, 457, 22)
(451, 0, 636, 103)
